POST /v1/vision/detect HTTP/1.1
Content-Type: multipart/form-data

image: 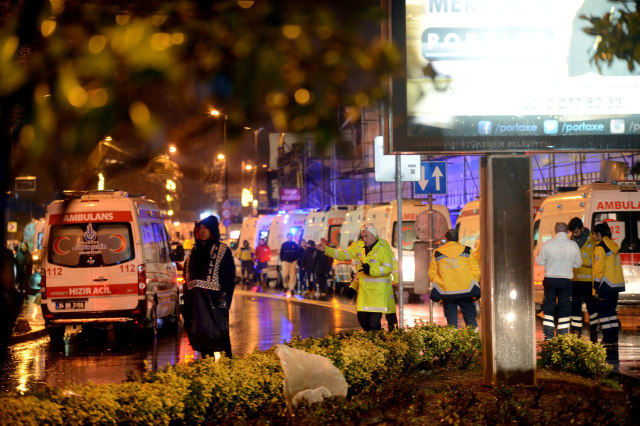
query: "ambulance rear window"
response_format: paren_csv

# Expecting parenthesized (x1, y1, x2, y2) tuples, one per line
(592, 212, 640, 253)
(48, 223, 134, 267)
(392, 221, 417, 251)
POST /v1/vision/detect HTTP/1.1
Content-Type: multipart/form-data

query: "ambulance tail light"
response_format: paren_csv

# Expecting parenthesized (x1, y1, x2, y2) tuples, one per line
(40, 268, 47, 302)
(138, 265, 147, 296)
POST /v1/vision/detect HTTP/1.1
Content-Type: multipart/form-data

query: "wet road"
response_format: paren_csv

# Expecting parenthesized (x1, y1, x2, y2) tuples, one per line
(1, 288, 639, 393)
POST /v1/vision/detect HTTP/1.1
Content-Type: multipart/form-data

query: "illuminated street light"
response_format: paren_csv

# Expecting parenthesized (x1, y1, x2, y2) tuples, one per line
(168, 145, 177, 154)
(245, 126, 264, 209)
(210, 108, 228, 202)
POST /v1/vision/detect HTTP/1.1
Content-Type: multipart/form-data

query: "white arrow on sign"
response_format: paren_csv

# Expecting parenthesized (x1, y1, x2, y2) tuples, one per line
(418, 165, 429, 191)
(432, 166, 443, 191)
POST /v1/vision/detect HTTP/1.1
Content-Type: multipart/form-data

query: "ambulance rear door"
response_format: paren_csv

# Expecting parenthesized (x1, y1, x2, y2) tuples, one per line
(590, 191, 640, 304)
(45, 210, 138, 315)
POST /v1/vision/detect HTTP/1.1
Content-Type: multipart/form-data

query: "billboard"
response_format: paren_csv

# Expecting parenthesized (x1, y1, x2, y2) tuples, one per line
(390, 0, 640, 152)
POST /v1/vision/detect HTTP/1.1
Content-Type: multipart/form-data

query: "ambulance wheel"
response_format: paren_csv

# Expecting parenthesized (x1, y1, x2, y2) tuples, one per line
(167, 299, 181, 333)
(47, 326, 65, 345)
(408, 292, 422, 304)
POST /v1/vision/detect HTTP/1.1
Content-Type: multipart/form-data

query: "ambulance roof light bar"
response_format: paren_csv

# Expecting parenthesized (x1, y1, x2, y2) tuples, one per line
(62, 189, 129, 199)
(612, 180, 640, 190)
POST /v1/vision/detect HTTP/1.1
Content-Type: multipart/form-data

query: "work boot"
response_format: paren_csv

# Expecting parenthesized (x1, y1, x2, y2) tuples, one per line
(604, 343, 619, 364)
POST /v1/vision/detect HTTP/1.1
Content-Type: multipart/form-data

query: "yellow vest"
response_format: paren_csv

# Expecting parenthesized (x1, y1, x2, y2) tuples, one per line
(593, 236, 625, 293)
(573, 233, 596, 282)
(428, 241, 481, 300)
(325, 239, 395, 313)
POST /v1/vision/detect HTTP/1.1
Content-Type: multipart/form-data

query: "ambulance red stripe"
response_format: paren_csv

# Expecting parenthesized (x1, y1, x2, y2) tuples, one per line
(48, 211, 133, 225)
(47, 283, 138, 297)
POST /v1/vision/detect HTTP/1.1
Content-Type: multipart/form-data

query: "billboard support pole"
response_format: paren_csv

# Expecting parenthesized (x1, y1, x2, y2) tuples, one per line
(395, 154, 404, 329)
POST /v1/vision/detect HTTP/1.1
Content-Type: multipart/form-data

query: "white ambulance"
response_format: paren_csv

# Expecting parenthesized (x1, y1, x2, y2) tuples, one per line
(334, 205, 372, 288)
(302, 205, 356, 247)
(40, 190, 179, 342)
(365, 200, 452, 292)
(232, 214, 275, 277)
(266, 210, 309, 285)
(533, 181, 640, 306)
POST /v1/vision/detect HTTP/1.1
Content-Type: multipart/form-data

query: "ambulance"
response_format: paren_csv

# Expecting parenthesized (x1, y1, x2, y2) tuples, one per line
(232, 214, 275, 277)
(533, 181, 640, 306)
(265, 210, 309, 285)
(365, 200, 452, 292)
(40, 190, 179, 342)
(302, 205, 356, 247)
(334, 205, 372, 289)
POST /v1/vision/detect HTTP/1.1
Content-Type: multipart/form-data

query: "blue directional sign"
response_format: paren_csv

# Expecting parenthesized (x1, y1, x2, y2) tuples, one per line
(414, 161, 447, 194)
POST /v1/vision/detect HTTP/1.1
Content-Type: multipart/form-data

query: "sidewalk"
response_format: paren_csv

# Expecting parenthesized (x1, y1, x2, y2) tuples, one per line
(9, 293, 47, 345)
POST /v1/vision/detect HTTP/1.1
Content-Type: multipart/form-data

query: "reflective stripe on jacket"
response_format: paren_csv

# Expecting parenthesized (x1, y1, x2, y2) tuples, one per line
(428, 241, 481, 300)
(325, 239, 395, 313)
(593, 236, 625, 293)
(573, 232, 596, 282)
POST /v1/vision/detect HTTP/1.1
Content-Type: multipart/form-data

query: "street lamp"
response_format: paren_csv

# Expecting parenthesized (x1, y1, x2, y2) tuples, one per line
(210, 109, 228, 202)
(244, 126, 264, 208)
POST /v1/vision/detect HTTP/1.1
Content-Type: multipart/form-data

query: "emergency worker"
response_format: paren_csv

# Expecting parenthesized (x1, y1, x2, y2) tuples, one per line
(567, 217, 598, 341)
(592, 222, 625, 364)
(536, 222, 582, 340)
(254, 239, 271, 286)
(238, 240, 254, 285)
(280, 233, 300, 296)
(317, 223, 395, 331)
(428, 229, 480, 328)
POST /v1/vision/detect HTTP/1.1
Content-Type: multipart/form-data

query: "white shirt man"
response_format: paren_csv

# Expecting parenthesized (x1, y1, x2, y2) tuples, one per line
(536, 222, 582, 340)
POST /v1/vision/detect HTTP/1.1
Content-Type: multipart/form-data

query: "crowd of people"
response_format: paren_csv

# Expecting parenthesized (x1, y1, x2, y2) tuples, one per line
(164, 214, 625, 366)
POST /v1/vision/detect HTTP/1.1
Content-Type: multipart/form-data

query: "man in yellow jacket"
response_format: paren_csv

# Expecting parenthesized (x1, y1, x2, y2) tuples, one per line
(592, 222, 625, 364)
(567, 217, 598, 341)
(317, 223, 395, 331)
(428, 229, 481, 328)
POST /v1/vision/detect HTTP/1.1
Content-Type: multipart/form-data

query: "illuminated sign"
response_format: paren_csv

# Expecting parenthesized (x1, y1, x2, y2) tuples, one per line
(390, 0, 640, 152)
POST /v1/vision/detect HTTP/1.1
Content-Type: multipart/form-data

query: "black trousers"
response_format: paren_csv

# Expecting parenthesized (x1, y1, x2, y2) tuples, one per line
(570, 280, 598, 338)
(542, 277, 572, 340)
(357, 311, 382, 331)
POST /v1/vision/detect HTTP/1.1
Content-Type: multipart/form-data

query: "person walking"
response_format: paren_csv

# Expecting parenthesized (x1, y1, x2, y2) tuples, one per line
(238, 240, 254, 286)
(317, 223, 395, 331)
(536, 222, 582, 340)
(254, 238, 271, 287)
(280, 233, 300, 296)
(592, 222, 625, 364)
(312, 238, 333, 298)
(301, 240, 316, 296)
(567, 217, 598, 341)
(184, 216, 236, 358)
(14, 242, 32, 295)
(428, 229, 481, 328)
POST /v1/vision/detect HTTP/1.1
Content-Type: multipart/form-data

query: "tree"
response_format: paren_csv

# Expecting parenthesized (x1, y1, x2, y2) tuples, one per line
(582, 0, 640, 72)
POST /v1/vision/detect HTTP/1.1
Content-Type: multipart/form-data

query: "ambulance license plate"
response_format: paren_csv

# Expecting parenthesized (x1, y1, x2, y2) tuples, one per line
(55, 301, 85, 310)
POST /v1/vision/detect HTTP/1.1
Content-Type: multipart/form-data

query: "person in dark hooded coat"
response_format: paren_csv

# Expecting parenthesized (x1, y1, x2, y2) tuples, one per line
(184, 215, 236, 358)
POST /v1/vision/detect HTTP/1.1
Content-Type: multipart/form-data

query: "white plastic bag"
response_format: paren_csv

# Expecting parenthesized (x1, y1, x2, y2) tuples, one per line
(275, 344, 348, 407)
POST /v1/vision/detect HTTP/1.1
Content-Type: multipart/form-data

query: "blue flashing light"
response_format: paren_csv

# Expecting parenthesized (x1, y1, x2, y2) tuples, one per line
(289, 227, 298, 235)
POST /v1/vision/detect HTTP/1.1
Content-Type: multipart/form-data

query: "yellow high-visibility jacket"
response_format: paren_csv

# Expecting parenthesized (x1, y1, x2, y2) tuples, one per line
(324, 239, 395, 313)
(573, 232, 596, 282)
(428, 241, 480, 301)
(593, 236, 625, 293)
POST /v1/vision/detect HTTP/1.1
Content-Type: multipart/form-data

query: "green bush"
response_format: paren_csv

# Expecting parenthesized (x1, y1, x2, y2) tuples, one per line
(4, 323, 622, 424)
(538, 334, 612, 380)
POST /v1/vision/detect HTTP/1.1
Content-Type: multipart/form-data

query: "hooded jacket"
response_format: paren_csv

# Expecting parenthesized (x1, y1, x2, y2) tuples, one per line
(428, 241, 480, 301)
(593, 236, 625, 293)
(572, 229, 596, 282)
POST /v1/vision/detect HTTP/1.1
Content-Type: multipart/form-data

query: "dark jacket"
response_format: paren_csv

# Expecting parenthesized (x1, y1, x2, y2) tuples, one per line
(280, 241, 300, 262)
(302, 247, 317, 270)
(313, 251, 333, 275)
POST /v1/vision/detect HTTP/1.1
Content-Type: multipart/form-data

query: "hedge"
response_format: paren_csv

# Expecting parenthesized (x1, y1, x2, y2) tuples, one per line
(0, 323, 613, 424)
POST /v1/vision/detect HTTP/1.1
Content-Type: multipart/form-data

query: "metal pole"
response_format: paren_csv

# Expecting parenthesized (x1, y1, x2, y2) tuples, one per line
(395, 155, 404, 329)
(428, 194, 434, 323)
